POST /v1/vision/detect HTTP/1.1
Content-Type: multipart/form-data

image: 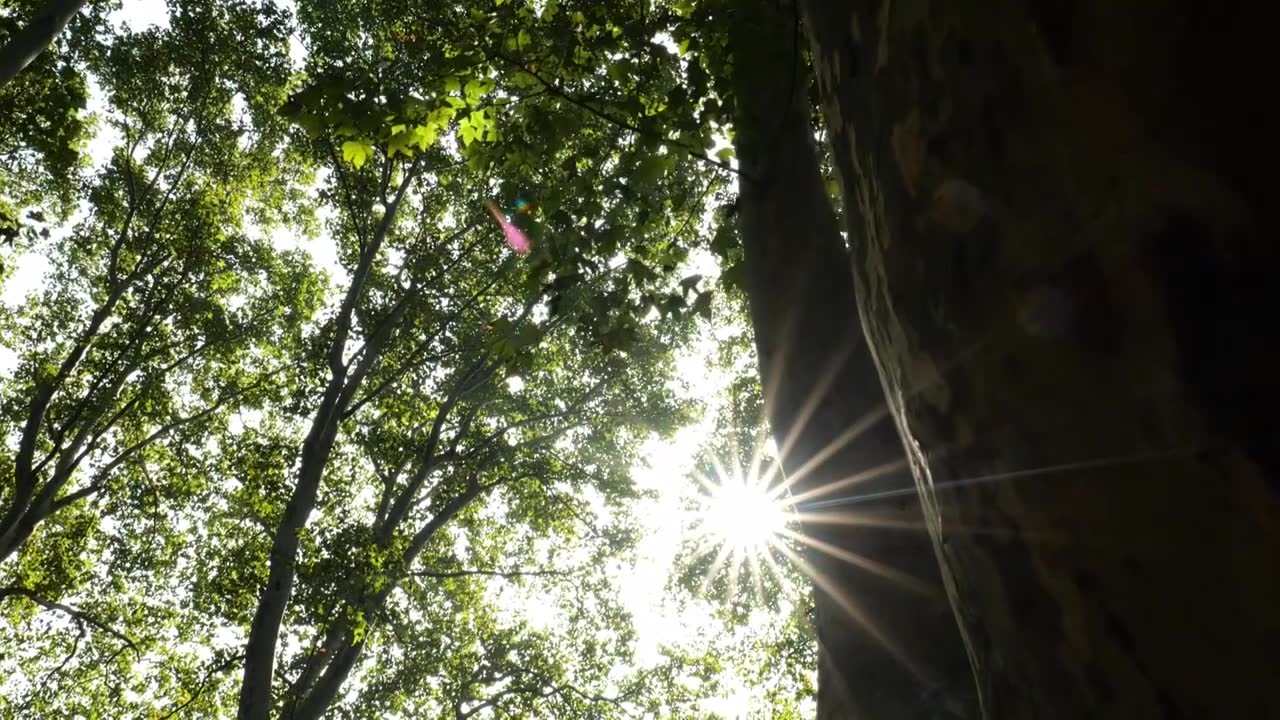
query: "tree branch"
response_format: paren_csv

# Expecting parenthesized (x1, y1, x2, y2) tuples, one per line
(0, 587, 140, 658)
(377, 353, 494, 539)
(0, 0, 87, 87)
(492, 52, 748, 179)
(410, 567, 572, 580)
(237, 155, 427, 720)
(157, 654, 244, 720)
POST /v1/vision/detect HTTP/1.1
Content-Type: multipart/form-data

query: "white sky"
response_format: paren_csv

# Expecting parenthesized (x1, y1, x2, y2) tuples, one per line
(0, 1, 795, 716)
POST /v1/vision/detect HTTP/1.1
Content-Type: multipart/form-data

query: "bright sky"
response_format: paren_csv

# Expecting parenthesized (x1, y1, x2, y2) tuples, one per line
(0, 1, 807, 716)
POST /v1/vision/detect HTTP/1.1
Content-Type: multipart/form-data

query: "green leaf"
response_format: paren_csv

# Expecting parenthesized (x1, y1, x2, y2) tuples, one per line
(464, 79, 488, 104)
(412, 124, 438, 149)
(388, 124, 436, 156)
(298, 114, 324, 138)
(715, 147, 735, 163)
(341, 140, 374, 168)
(445, 77, 461, 93)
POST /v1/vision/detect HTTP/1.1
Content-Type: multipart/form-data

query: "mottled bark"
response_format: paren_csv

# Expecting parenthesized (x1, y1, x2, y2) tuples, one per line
(800, 0, 1280, 717)
(730, 1, 976, 717)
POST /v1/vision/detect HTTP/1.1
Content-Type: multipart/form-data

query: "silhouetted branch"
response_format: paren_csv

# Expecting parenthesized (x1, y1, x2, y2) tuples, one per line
(410, 567, 571, 580)
(0, 587, 140, 659)
(492, 53, 748, 180)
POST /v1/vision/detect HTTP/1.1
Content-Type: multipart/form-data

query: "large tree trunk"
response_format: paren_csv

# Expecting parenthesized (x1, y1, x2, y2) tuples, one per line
(0, 0, 87, 87)
(800, 0, 1280, 717)
(729, 1, 976, 717)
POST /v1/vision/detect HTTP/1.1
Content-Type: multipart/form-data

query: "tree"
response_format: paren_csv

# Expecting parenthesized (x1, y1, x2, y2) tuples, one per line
(0, 4, 323, 715)
(218, 0, 735, 714)
(720, 0, 975, 716)
(2, 0, 900, 717)
(228, 141, 701, 717)
(0, 0, 110, 249)
(801, 0, 1280, 717)
(0, 0, 306, 560)
(1, 0, 304, 552)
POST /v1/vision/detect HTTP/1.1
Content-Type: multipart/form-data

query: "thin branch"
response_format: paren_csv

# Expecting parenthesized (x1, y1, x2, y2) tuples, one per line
(157, 654, 244, 720)
(36, 620, 85, 699)
(410, 567, 572, 580)
(54, 293, 202, 477)
(327, 154, 424, 378)
(0, 587, 141, 659)
(60, 332, 223, 477)
(325, 142, 370, 250)
(493, 52, 749, 179)
(377, 353, 491, 538)
(343, 272, 503, 420)
(51, 370, 278, 514)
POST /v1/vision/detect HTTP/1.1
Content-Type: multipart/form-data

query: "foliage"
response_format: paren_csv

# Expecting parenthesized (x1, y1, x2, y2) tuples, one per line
(0, 0, 113, 247)
(0, 0, 817, 717)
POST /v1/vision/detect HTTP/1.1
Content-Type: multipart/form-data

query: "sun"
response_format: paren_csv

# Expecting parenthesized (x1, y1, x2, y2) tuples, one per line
(688, 458, 796, 598)
(699, 474, 788, 553)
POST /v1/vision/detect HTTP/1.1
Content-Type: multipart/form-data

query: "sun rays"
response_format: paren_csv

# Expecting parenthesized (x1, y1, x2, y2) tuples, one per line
(679, 332, 1200, 697)
(680, 335, 949, 666)
(695, 471, 789, 554)
(687, 451, 797, 603)
(684, 439, 936, 607)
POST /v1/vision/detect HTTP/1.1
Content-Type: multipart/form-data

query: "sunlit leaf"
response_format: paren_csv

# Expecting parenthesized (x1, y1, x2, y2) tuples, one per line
(341, 139, 374, 168)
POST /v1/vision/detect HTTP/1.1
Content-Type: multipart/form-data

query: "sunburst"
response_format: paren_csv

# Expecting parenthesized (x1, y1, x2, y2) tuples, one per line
(687, 449, 797, 600)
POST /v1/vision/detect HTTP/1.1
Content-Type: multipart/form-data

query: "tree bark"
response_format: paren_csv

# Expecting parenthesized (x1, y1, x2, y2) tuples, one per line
(800, 0, 1280, 717)
(0, 0, 87, 87)
(729, 1, 977, 717)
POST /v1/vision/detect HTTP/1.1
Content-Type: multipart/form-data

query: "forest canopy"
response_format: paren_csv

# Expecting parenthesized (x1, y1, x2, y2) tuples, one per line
(1, 0, 819, 717)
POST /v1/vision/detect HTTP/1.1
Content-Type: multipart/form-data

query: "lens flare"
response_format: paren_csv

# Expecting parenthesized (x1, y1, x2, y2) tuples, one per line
(485, 199, 531, 255)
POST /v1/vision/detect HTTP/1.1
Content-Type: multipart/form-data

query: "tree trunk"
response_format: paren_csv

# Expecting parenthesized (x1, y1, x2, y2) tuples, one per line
(800, 0, 1280, 717)
(0, 0, 87, 87)
(730, 1, 977, 717)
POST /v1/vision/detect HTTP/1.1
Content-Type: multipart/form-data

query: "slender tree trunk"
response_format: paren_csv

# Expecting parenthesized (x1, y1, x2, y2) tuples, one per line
(729, 1, 977, 717)
(236, 409, 342, 720)
(800, 0, 1280, 717)
(237, 163, 421, 719)
(0, 0, 87, 87)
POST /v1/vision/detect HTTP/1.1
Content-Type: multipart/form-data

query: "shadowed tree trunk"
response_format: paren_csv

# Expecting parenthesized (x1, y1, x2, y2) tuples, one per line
(729, 1, 977, 717)
(0, 0, 87, 87)
(800, 0, 1280, 717)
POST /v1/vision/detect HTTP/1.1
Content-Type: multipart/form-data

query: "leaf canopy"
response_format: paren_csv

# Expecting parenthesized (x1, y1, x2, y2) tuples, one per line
(0, 0, 814, 717)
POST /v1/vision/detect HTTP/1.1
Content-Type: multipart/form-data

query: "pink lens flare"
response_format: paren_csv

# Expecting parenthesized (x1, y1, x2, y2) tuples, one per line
(486, 200, 531, 255)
